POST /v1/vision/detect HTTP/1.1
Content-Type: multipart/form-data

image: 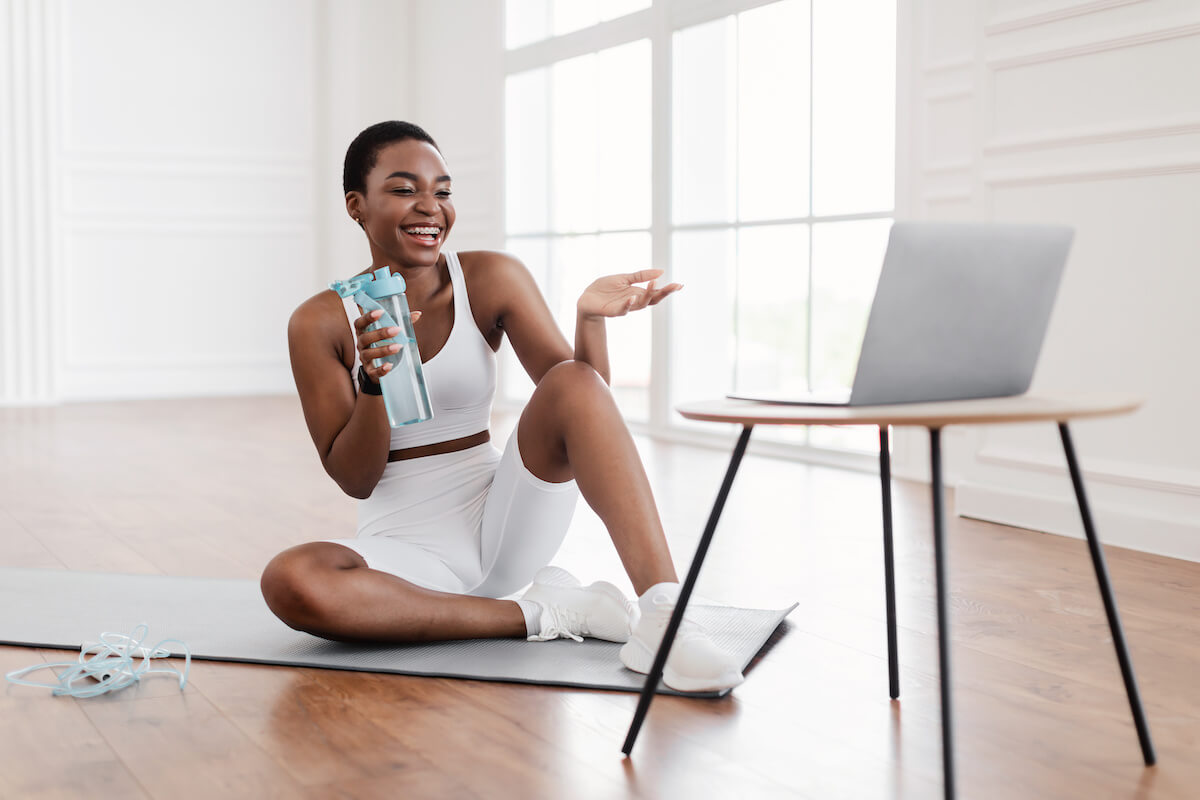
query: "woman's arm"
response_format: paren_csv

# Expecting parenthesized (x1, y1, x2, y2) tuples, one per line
(477, 254, 680, 386)
(477, 254, 574, 384)
(573, 312, 610, 384)
(287, 294, 397, 499)
(574, 269, 681, 384)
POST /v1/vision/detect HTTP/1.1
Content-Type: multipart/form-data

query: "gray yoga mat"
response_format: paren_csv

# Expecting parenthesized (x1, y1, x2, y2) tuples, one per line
(0, 567, 794, 698)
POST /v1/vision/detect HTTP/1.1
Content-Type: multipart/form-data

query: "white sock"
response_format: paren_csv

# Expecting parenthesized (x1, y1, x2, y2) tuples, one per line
(639, 581, 681, 610)
(516, 599, 543, 637)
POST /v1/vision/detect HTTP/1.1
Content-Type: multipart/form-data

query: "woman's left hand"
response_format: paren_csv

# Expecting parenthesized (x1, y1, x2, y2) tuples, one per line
(577, 269, 682, 319)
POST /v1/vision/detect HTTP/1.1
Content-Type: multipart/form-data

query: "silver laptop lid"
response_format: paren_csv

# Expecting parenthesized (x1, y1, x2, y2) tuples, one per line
(849, 222, 1073, 405)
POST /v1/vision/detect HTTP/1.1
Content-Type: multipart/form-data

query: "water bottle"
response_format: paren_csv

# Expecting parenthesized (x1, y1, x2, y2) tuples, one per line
(329, 267, 433, 427)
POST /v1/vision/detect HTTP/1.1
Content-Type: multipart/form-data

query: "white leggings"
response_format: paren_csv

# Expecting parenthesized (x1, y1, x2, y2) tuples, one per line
(322, 430, 579, 598)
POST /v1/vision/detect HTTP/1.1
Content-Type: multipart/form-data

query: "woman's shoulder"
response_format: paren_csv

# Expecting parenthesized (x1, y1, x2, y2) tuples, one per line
(456, 249, 538, 291)
(291, 287, 347, 328)
(455, 250, 542, 323)
(288, 289, 354, 359)
(456, 249, 527, 275)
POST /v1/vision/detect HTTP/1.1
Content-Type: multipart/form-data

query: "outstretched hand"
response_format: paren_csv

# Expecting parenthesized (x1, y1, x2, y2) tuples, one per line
(577, 269, 682, 319)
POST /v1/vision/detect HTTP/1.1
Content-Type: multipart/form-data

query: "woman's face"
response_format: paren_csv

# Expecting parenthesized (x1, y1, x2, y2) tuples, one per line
(353, 138, 456, 268)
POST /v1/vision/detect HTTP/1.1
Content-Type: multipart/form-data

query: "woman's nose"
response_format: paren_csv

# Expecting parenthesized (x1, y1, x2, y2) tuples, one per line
(413, 192, 438, 214)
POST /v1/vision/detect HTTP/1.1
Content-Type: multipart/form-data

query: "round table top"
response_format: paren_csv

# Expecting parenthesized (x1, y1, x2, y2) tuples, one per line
(676, 393, 1143, 428)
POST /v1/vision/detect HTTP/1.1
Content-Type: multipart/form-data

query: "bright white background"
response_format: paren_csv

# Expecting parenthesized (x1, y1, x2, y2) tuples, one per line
(2, 0, 1199, 562)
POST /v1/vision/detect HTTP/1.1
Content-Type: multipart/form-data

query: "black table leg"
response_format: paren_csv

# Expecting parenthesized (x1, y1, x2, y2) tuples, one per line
(880, 425, 900, 699)
(622, 425, 755, 756)
(1058, 423, 1156, 766)
(929, 427, 956, 799)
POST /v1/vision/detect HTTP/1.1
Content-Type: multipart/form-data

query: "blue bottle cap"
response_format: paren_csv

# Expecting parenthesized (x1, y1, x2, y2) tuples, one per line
(363, 267, 407, 299)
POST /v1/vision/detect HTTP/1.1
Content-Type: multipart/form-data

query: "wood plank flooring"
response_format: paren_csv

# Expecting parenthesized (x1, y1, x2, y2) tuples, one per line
(1, 395, 1197, 799)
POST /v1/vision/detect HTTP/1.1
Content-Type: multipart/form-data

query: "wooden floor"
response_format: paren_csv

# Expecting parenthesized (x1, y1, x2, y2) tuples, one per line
(1, 396, 1198, 799)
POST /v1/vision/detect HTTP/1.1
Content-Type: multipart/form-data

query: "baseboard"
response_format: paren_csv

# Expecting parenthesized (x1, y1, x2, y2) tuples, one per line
(956, 480, 1200, 563)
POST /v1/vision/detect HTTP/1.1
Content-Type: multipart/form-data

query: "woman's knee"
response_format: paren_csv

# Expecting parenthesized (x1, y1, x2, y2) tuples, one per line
(260, 543, 363, 630)
(535, 359, 609, 404)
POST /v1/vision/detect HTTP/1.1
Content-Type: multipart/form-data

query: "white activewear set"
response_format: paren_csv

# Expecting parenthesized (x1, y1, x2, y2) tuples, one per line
(321, 251, 579, 598)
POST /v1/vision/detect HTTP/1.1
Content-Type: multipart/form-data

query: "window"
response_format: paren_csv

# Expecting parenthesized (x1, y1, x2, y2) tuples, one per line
(506, 0, 652, 49)
(504, 0, 895, 454)
(505, 39, 653, 420)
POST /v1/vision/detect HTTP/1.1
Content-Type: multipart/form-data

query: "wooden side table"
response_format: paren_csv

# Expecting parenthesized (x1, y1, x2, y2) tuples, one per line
(620, 394, 1155, 800)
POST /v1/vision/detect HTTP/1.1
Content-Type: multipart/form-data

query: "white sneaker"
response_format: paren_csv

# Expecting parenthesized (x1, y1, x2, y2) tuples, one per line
(521, 566, 635, 643)
(619, 590, 745, 693)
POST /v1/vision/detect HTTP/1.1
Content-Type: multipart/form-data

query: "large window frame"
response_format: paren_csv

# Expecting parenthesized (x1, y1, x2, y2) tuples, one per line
(503, 0, 896, 471)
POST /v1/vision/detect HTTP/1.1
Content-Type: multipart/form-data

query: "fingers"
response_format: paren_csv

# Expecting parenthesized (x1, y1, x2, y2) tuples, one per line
(360, 335, 400, 382)
(625, 268, 665, 285)
(646, 282, 683, 306)
(362, 337, 402, 361)
(357, 308, 421, 328)
(617, 281, 682, 315)
(354, 311, 403, 361)
(354, 308, 382, 333)
(363, 360, 394, 382)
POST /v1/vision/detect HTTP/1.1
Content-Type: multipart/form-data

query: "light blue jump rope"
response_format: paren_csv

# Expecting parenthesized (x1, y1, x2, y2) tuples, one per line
(5, 623, 191, 698)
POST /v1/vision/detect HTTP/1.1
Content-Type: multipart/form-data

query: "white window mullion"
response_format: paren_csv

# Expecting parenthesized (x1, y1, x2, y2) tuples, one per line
(732, 12, 742, 392)
(666, 0, 785, 31)
(649, 0, 672, 429)
(505, 7, 653, 73)
(806, 0, 815, 394)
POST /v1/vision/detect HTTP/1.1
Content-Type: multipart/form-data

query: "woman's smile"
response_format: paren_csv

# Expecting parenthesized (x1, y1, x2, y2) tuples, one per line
(401, 224, 443, 246)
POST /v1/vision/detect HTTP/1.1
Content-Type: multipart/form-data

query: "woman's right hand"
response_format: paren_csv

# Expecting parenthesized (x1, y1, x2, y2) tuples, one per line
(354, 309, 422, 384)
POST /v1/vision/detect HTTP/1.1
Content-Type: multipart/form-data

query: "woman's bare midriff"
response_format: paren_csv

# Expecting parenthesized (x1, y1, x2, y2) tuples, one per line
(386, 429, 491, 462)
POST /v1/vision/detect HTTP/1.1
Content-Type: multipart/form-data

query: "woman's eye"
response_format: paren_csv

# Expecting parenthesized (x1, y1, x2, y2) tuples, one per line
(437, 191, 452, 198)
(392, 188, 415, 195)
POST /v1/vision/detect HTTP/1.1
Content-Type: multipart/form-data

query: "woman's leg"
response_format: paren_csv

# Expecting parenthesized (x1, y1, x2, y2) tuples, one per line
(516, 360, 678, 594)
(517, 360, 744, 692)
(260, 542, 526, 642)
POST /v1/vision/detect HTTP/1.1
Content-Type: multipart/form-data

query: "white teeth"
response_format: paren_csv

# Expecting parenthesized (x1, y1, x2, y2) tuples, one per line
(404, 226, 440, 235)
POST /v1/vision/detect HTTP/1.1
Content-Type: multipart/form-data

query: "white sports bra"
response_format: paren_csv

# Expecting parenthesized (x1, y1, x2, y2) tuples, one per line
(343, 251, 497, 450)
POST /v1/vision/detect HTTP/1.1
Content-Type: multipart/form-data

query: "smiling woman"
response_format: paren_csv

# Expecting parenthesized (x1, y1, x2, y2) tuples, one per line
(257, 121, 743, 693)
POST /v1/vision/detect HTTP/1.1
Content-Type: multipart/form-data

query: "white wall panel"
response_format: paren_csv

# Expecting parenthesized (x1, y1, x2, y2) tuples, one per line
(923, 0, 975, 66)
(991, 169, 1200, 472)
(902, 0, 1200, 559)
(53, 0, 318, 400)
(0, 0, 60, 406)
(989, 24, 1200, 145)
(63, 163, 312, 220)
(62, 225, 313, 374)
(985, 0, 1149, 33)
(61, 0, 315, 158)
(924, 89, 975, 167)
(923, 193, 976, 219)
(0, 0, 417, 403)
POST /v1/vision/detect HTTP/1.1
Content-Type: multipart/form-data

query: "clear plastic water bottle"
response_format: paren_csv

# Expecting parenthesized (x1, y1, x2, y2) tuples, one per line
(330, 267, 433, 428)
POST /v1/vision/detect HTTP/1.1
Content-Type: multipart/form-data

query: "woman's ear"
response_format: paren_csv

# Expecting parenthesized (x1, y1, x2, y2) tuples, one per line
(345, 192, 365, 228)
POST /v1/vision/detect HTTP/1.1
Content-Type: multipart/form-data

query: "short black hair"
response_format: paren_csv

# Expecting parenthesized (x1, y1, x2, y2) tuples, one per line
(342, 121, 440, 196)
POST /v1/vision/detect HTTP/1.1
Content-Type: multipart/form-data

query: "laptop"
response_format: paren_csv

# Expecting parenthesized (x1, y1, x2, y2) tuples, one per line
(727, 221, 1074, 407)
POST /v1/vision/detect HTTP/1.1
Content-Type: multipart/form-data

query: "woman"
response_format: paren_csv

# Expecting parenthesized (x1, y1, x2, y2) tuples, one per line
(260, 121, 741, 692)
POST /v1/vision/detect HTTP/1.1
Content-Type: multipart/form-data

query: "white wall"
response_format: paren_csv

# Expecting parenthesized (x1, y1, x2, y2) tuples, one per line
(408, 2, 506, 254)
(5, 0, 1197, 561)
(894, 0, 1200, 560)
(0, 0, 415, 404)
